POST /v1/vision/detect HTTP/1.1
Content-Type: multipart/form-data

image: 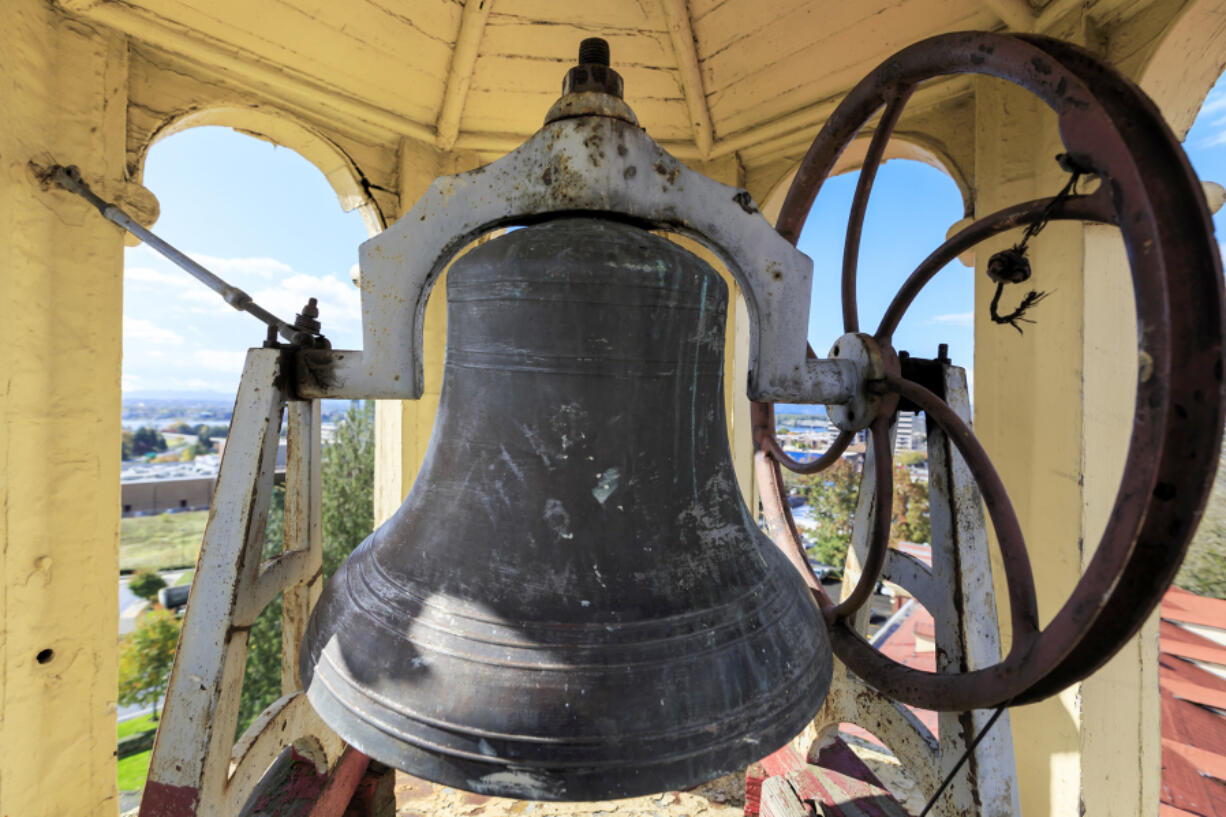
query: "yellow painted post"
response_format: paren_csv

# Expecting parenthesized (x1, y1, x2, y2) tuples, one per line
(373, 140, 481, 523)
(0, 4, 129, 815)
(689, 154, 756, 509)
(972, 75, 1158, 817)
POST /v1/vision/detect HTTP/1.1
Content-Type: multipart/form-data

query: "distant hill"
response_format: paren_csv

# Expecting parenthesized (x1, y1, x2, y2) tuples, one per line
(124, 393, 361, 420)
(124, 390, 234, 403)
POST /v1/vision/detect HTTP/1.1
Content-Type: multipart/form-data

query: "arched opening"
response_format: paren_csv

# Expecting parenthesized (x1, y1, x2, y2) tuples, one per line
(1151, 13, 1226, 601)
(756, 150, 964, 601)
(133, 107, 387, 235)
(1132, 0, 1226, 605)
(757, 138, 972, 374)
(117, 121, 376, 799)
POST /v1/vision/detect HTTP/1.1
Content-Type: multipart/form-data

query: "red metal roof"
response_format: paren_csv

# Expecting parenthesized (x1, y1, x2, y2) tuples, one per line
(1159, 590, 1226, 817)
(867, 575, 1226, 815)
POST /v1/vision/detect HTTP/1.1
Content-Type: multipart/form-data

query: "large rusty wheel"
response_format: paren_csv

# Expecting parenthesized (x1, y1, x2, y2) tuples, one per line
(755, 32, 1225, 711)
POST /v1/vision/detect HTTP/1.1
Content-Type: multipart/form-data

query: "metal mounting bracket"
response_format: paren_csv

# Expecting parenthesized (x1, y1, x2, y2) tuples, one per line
(294, 114, 856, 405)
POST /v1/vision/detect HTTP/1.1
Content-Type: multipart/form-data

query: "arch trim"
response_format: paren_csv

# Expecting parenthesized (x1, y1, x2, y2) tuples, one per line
(133, 105, 387, 235)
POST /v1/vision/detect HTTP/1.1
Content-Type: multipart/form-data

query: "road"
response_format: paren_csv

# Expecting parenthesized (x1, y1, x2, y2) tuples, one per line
(119, 570, 189, 636)
(118, 571, 186, 720)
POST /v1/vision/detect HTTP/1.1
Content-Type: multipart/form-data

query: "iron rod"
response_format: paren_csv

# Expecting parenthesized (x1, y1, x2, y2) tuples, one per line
(47, 165, 313, 347)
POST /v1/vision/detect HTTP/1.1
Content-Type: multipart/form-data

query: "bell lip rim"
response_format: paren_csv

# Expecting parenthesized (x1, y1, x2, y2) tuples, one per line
(301, 648, 833, 802)
(303, 620, 832, 753)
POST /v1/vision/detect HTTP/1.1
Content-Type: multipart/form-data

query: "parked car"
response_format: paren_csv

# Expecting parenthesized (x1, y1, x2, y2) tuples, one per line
(807, 561, 844, 583)
(157, 584, 190, 613)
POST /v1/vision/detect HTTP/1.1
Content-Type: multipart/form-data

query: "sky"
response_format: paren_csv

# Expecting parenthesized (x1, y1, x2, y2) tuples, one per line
(122, 75, 1226, 398)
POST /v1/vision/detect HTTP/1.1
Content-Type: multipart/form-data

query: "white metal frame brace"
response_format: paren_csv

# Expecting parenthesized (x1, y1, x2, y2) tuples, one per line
(809, 363, 1019, 816)
(143, 350, 344, 817)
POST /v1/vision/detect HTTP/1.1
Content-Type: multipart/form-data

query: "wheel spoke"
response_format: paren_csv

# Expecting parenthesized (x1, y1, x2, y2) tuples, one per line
(842, 87, 913, 333)
(761, 31, 1222, 710)
(885, 374, 1040, 646)
(875, 191, 1115, 340)
(826, 417, 895, 622)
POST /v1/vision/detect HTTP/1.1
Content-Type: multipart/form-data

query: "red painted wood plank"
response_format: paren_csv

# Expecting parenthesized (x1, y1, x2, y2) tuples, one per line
(748, 741, 907, 817)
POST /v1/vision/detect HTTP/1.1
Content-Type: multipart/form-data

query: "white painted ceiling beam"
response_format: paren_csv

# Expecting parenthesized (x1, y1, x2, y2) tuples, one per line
(660, 0, 715, 158)
(436, 0, 494, 151)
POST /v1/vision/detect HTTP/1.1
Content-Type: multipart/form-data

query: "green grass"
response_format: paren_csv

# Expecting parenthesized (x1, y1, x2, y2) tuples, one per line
(120, 512, 209, 572)
(117, 713, 159, 791)
(173, 569, 194, 586)
(117, 749, 152, 792)
(117, 712, 157, 740)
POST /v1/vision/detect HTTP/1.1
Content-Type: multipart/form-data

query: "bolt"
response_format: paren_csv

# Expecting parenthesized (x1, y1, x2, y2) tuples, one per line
(937, 343, 950, 364)
(561, 37, 623, 98)
(294, 297, 322, 334)
(578, 38, 610, 66)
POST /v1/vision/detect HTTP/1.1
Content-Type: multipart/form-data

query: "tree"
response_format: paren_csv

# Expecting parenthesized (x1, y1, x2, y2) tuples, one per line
(131, 426, 168, 457)
(118, 608, 181, 720)
(121, 429, 134, 460)
(321, 401, 375, 579)
(128, 569, 167, 602)
(891, 467, 930, 544)
(802, 458, 860, 567)
(235, 400, 375, 735)
(236, 486, 287, 735)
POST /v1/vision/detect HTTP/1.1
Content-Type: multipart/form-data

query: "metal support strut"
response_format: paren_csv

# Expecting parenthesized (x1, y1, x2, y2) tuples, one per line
(45, 164, 327, 349)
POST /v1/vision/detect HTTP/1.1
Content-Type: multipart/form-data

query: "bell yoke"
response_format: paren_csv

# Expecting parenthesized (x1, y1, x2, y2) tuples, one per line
(300, 41, 841, 801)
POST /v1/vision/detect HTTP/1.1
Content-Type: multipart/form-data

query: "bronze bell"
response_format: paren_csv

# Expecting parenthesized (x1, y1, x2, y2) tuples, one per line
(301, 217, 832, 800)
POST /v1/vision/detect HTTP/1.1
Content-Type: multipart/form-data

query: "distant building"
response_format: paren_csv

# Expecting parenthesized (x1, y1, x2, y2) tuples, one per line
(121, 476, 215, 516)
(894, 412, 923, 453)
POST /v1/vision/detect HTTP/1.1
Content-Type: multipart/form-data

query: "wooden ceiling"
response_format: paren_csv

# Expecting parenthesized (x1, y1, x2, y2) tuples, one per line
(62, 0, 1107, 163)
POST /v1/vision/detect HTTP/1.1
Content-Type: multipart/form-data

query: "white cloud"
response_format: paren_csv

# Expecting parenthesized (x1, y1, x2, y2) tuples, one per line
(123, 316, 183, 346)
(1202, 87, 1226, 116)
(1195, 87, 1226, 147)
(928, 311, 974, 327)
(250, 273, 362, 330)
(187, 253, 292, 278)
(178, 287, 232, 312)
(1200, 130, 1226, 148)
(122, 374, 142, 391)
(194, 349, 247, 373)
(125, 266, 188, 287)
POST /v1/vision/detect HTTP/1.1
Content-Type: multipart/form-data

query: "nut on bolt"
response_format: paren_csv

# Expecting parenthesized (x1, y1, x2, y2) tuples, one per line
(562, 37, 624, 98)
(294, 297, 321, 334)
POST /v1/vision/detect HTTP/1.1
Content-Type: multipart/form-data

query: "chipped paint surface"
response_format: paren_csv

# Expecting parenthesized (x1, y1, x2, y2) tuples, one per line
(143, 352, 344, 816)
(3, 5, 129, 815)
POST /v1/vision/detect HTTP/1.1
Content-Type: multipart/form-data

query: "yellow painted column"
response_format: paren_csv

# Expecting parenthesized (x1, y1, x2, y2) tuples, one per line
(373, 140, 481, 522)
(972, 75, 1159, 817)
(682, 154, 756, 509)
(0, 4, 129, 815)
